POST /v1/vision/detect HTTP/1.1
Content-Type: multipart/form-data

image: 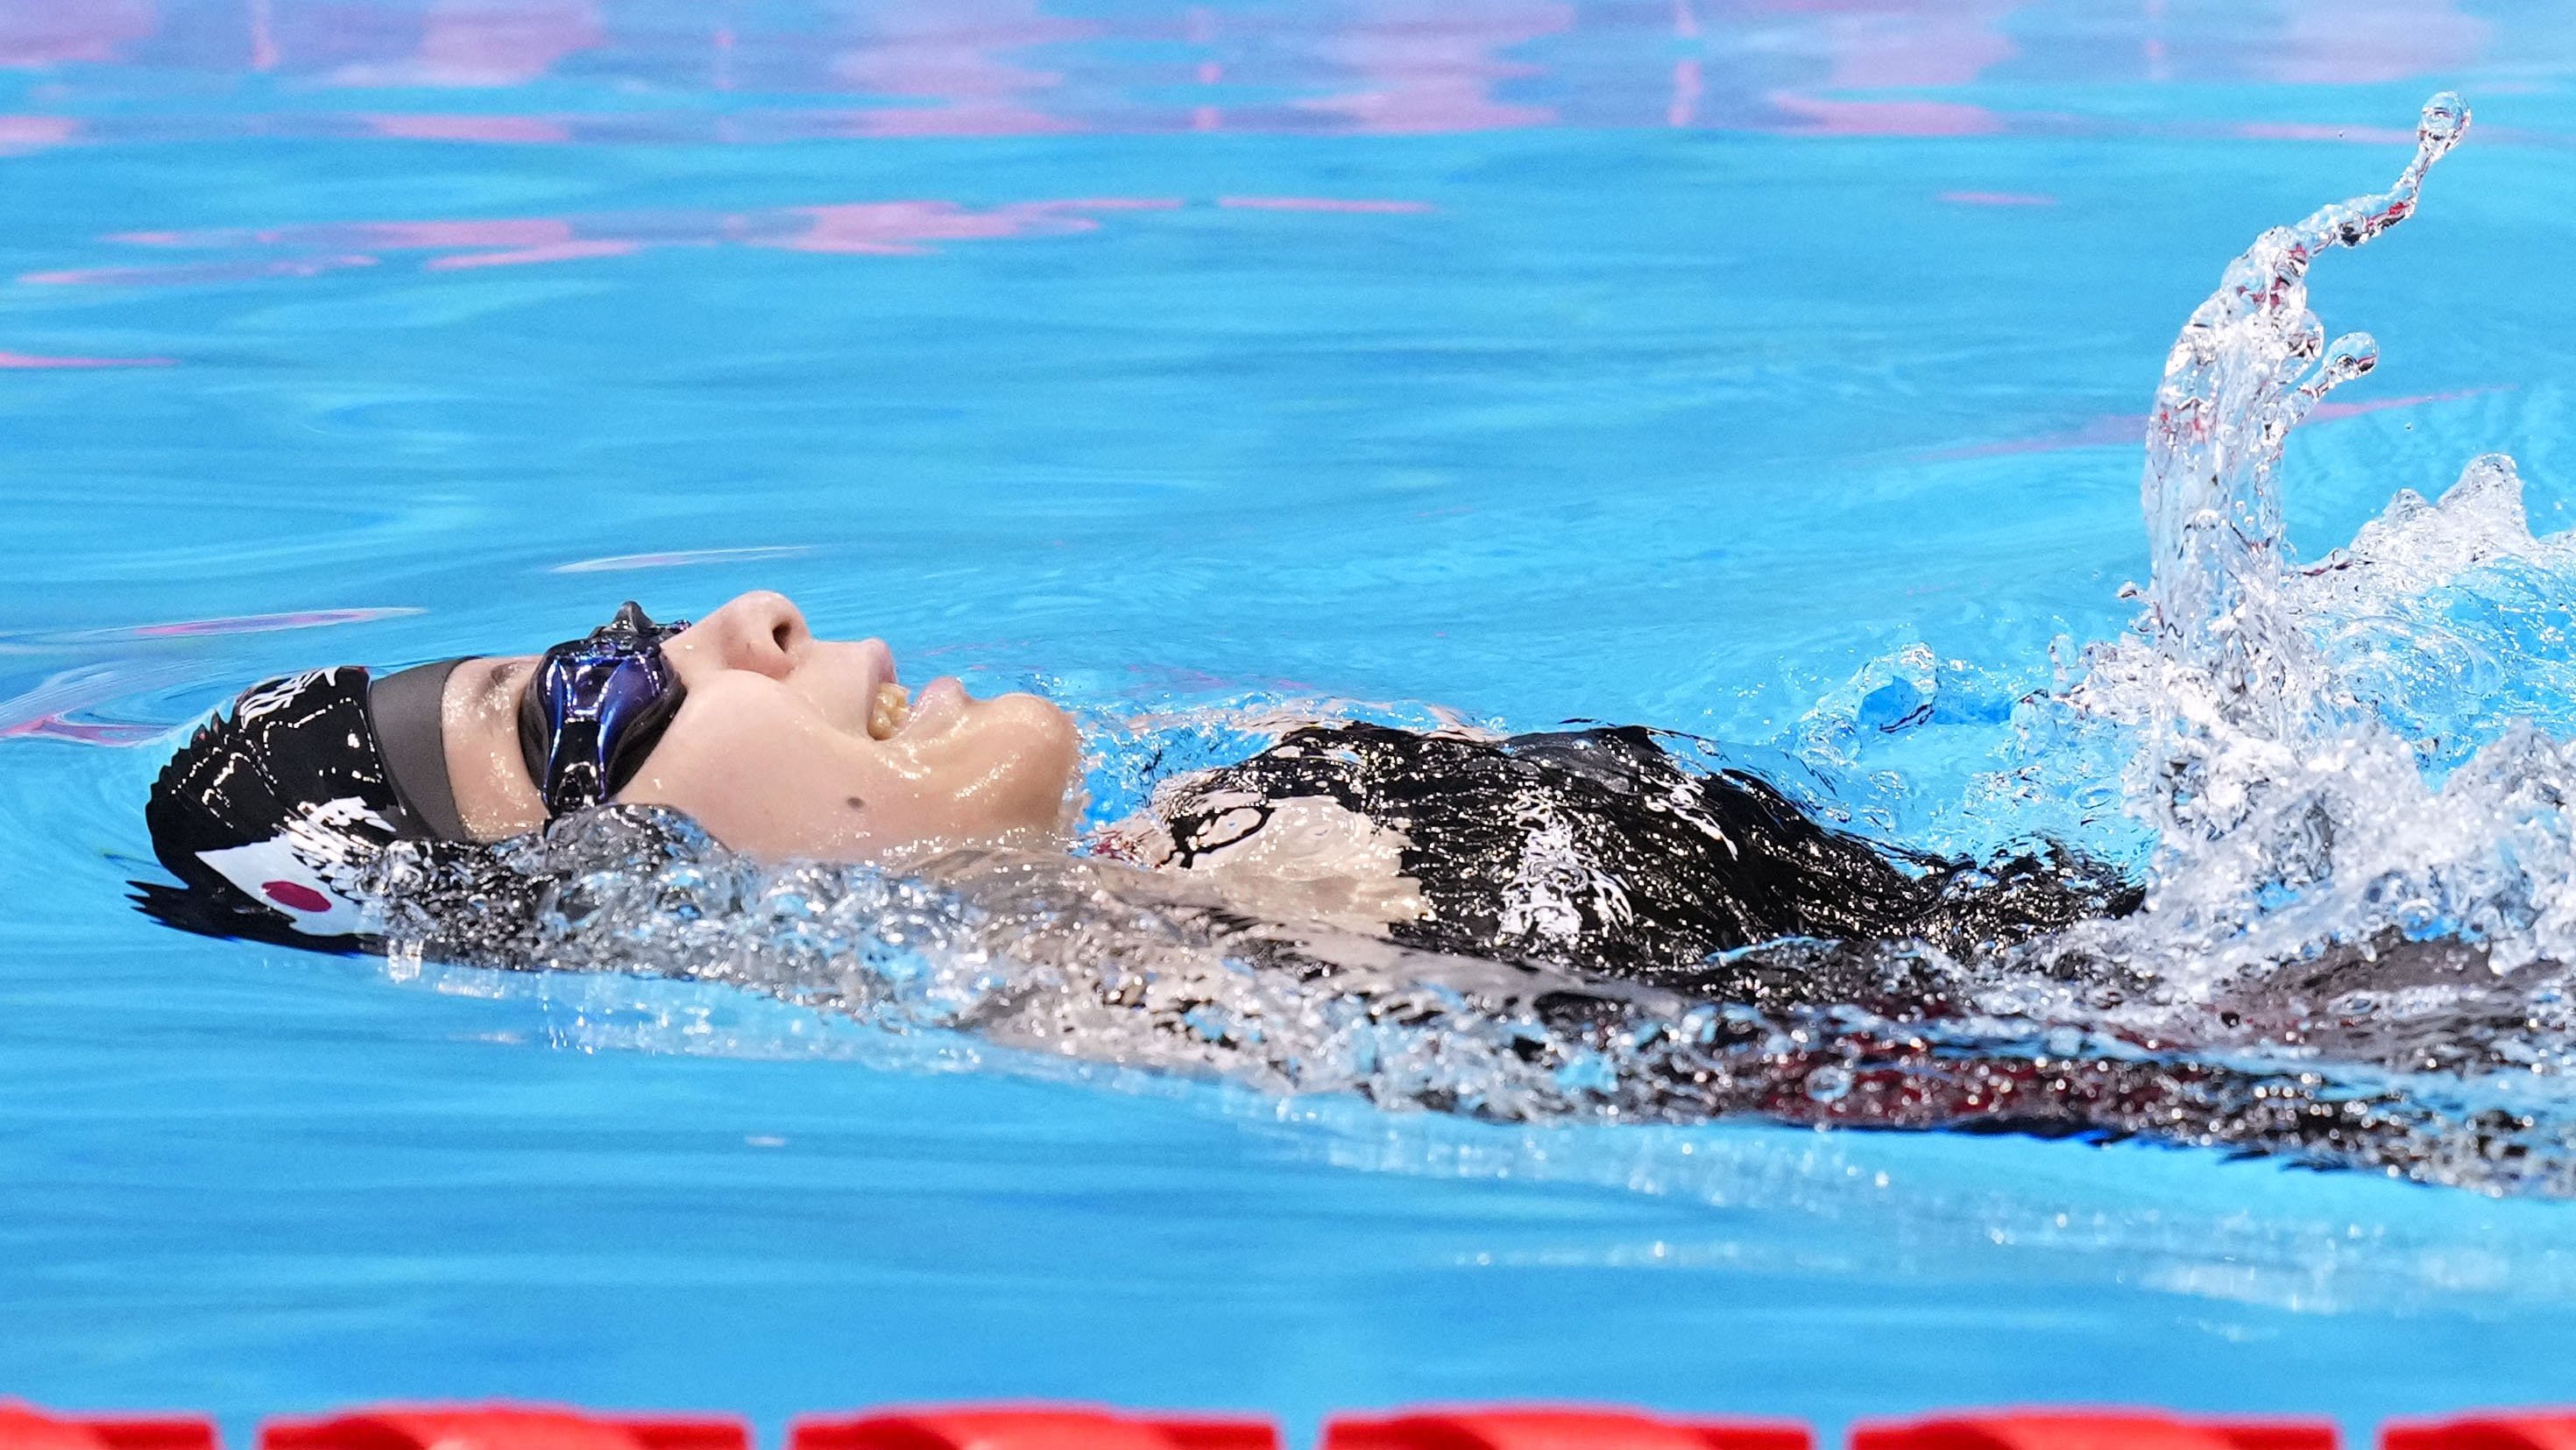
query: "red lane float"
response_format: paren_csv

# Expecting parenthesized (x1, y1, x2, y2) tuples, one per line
(0, 1403, 217, 1450)
(2385, 1415, 2576, 1450)
(259, 1406, 748, 1450)
(1320, 1407, 1814, 1450)
(789, 1407, 1278, 1450)
(1851, 1412, 2339, 1450)
(39, 1401, 2576, 1450)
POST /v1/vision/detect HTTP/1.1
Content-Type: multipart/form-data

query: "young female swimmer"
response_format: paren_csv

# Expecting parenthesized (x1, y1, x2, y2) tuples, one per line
(142, 590, 2133, 973)
(160, 590, 2566, 1189)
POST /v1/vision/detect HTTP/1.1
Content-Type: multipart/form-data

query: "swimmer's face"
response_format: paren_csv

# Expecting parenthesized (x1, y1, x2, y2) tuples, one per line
(437, 591, 1084, 862)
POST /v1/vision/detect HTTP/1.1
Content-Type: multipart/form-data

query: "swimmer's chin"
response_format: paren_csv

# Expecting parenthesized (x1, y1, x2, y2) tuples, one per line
(836, 813, 1087, 874)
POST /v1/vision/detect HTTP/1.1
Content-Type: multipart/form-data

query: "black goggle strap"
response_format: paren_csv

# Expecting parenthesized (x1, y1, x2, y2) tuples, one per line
(518, 602, 691, 817)
(366, 657, 471, 842)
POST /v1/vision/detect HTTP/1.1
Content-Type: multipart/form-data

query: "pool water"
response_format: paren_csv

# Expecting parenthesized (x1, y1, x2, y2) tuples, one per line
(11, 0, 2576, 1442)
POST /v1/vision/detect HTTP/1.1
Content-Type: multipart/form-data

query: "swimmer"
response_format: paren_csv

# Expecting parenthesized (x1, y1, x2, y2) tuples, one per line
(151, 593, 2576, 1192)
(140, 589, 2131, 977)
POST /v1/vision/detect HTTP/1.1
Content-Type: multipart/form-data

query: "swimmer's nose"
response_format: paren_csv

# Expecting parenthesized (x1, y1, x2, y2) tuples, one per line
(690, 591, 807, 681)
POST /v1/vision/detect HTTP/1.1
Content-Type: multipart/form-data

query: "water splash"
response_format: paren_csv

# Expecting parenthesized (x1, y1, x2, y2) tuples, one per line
(2144, 94, 2466, 645)
(2134, 93, 2465, 828)
(2053, 94, 2576, 986)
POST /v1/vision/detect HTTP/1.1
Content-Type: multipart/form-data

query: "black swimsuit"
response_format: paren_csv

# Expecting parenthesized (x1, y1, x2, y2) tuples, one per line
(1143, 722, 2139, 984)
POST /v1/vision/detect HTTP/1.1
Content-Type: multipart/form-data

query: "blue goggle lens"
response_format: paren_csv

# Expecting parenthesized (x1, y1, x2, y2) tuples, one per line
(517, 601, 691, 817)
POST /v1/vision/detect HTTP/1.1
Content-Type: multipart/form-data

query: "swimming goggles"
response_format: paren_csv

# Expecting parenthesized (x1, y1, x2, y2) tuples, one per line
(516, 601, 692, 817)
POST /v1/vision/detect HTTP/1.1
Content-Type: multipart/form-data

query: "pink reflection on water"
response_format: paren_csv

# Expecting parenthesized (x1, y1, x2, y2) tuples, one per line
(836, 103, 1085, 138)
(0, 349, 173, 368)
(247, 0, 276, 71)
(0, 0, 2520, 139)
(427, 237, 640, 269)
(1218, 195, 1433, 214)
(128, 606, 421, 638)
(351, 219, 569, 247)
(23, 255, 379, 286)
(767, 198, 1176, 254)
(1747, 0, 2023, 138)
(359, 112, 573, 143)
(831, 1, 1096, 138)
(1667, 58, 1702, 129)
(554, 545, 814, 574)
(1038, 197, 1184, 211)
(1803, 1, 2023, 90)
(109, 218, 577, 249)
(2306, 392, 2500, 423)
(1767, 91, 2001, 138)
(1300, 1, 1570, 134)
(1184, 6, 1223, 131)
(0, 712, 164, 746)
(107, 216, 612, 273)
(2260, 0, 2488, 85)
(0, 666, 166, 748)
(0, 114, 76, 152)
(333, 0, 602, 87)
(0, 0, 156, 67)
(30, 195, 1327, 285)
(1921, 389, 2500, 463)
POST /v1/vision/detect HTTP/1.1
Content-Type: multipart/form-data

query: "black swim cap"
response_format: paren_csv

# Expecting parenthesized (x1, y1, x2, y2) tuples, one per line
(140, 663, 469, 947)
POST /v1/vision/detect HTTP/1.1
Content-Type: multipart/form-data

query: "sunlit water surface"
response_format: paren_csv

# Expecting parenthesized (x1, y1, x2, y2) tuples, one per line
(13, 0, 2576, 1441)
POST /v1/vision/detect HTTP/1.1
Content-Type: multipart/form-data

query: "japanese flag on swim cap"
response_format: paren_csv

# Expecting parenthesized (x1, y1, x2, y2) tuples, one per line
(139, 667, 435, 949)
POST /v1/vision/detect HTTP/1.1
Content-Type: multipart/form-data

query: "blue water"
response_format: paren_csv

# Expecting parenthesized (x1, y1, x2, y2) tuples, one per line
(11, 1, 2576, 1442)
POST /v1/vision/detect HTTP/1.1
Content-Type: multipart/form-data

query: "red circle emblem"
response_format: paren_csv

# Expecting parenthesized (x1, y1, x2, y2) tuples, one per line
(261, 880, 332, 913)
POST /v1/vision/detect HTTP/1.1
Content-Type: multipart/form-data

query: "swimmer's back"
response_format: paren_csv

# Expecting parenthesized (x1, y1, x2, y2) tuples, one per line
(1117, 722, 2137, 980)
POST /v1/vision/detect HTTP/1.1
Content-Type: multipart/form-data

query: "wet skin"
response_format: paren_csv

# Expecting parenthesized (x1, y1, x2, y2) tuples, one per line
(436, 591, 1084, 861)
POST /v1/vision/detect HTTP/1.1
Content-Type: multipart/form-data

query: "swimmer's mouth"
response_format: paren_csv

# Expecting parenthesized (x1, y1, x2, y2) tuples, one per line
(867, 683, 912, 740)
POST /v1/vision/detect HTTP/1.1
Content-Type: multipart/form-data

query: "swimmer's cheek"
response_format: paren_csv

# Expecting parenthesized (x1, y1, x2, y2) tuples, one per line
(617, 688, 1084, 863)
